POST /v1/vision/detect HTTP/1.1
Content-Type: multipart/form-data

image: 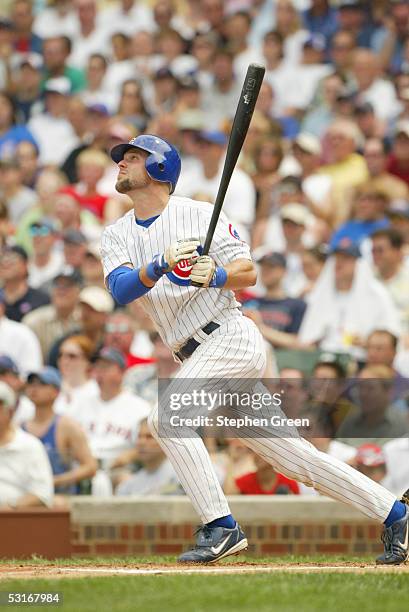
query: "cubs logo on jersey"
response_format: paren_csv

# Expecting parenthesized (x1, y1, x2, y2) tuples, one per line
(229, 224, 241, 240)
(166, 258, 194, 286)
(166, 245, 204, 286)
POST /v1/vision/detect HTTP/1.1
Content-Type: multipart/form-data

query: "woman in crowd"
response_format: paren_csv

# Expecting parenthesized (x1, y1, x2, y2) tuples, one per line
(54, 334, 98, 416)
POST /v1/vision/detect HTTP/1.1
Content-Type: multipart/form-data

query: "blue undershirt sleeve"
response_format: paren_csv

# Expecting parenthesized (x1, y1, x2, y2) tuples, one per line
(107, 266, 153, 305)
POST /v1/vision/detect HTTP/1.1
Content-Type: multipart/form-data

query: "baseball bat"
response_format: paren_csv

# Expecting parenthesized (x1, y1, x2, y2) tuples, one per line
(191, 63, 265, 286)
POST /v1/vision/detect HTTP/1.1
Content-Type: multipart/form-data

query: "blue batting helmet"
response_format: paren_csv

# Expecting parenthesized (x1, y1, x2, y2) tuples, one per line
(110, 134, 181, 194)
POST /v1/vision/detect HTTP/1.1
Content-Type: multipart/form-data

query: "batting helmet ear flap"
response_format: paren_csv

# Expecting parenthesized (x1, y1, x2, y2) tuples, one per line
(110, 134, 181, 194)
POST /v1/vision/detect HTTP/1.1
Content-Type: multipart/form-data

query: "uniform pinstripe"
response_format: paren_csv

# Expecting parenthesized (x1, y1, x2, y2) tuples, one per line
(101, 196, 396, 525)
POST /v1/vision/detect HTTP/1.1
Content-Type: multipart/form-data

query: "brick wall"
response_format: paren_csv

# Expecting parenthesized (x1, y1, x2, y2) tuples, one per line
(70, 497, 384, 557)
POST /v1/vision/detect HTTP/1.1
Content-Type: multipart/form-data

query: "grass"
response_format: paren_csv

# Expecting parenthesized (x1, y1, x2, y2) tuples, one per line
(0, 573, 407, 612)
(0, 554, 374, 566)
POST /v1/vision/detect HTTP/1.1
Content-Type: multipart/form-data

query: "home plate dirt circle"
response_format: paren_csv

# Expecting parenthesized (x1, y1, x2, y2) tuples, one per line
(1, 564, 409, 580)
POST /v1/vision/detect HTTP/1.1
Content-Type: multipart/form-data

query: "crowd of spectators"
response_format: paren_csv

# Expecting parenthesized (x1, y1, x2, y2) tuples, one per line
(1, 0, 409, 509)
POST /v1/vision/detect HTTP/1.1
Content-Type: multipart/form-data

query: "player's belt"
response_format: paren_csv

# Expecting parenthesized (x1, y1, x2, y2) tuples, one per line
(175, 321, 220, 362)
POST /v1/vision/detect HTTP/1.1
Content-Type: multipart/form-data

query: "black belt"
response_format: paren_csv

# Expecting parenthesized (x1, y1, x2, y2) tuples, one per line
(175, 321, 220, 362)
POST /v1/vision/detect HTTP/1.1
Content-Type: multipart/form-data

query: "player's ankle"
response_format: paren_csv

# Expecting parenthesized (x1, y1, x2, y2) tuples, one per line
(206, 514, 236, 529)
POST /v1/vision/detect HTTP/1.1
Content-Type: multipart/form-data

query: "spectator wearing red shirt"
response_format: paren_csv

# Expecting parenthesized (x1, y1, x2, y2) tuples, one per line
(234, 453, 299, 495)
(63, 149, 112, 221)
(387, 121, 409, 186)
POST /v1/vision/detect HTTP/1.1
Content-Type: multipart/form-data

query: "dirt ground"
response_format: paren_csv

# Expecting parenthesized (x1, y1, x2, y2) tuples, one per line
(1, 562, 408, 580)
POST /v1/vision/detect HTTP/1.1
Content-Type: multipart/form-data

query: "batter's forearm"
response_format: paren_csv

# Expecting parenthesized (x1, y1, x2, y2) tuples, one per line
(108, 266, 155, 305)
(223, 259, 257, 290)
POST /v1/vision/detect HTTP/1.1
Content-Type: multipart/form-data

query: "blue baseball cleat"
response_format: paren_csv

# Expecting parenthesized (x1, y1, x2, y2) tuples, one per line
(178, 523, 248, 563)
(376, 502, 409, 565)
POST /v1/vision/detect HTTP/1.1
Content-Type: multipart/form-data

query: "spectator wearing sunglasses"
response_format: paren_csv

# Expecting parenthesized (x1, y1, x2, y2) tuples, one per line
(54, 334, 98, 416)
(27, 218, 64, 289)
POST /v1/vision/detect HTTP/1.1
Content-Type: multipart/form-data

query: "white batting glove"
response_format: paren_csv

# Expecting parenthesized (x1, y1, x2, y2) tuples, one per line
(190, 255, 216, 287)
(163, 238, 200, 272)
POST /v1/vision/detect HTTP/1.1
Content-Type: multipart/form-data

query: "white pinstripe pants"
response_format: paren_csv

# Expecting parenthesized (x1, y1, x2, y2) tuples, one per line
(149, 315, 396, 524)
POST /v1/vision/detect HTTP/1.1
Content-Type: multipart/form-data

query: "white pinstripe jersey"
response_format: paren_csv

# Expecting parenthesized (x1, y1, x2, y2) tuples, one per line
(100, 196, 252, 351)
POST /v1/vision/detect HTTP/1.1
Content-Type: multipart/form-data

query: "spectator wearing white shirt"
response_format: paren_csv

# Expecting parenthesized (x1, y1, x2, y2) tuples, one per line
(32, 0, 77, 39)
(0, 381, 53, 509)
(175, 130, 256, 244)
(28, 77, 79, 166)
(275, 0, 309, 66)
(70, 347, 151, 466)
(382, 437, 409, 497)
(371, 228, 409, 333)
(99, 0, 155, 39)
(299, 243, 402, 360)
(69, 0, 111, 70)
(351, 48, 400, 122)
(0, 290, 42, 375)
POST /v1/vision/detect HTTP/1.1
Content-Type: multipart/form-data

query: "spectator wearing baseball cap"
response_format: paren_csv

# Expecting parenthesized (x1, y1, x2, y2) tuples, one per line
(27, 218, 65, 289)
(24, 366, 97, 497)
(63, 229, 88, 270)
(0, 92, 38, 163)
(337, 1, 377, 49)
(22, 267, 82, 361)
(0, 245, 50, 323)
(0, 380, 54, 509)
(243, 251, 307, 351)
(291, 133, 335, 215)
(12, 54, 44, 124)
(68, 346, 151, 466)
(0, 354, 35, 426)
(329, 185, 390, 253)
(302, 0, 338, 49)
(81, 242, 105, 289)
(176, 127, 256, 244)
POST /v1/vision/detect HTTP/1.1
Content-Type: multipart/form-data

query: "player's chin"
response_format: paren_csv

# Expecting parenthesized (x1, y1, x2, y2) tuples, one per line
(115, 178, 133, 193)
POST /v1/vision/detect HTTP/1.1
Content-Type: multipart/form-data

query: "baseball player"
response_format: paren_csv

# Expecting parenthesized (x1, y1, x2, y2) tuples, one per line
(101, 134, 409, 565)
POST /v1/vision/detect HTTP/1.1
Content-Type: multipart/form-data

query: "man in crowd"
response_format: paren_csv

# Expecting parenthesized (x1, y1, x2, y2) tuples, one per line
(243, 251, 306, 350)
(0, 355, 34, 424)
(24, 366, 96, 495)
(69, 347, 151, 467)
(23, 268, 82, 360)
(0, 289, 42, 375)
(371, 228, 409, 332)
(116, 418, 181, 496)
(0, 381, 53, 509)
(337, 365, 409, 446)
(0, 244, 49, 322)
